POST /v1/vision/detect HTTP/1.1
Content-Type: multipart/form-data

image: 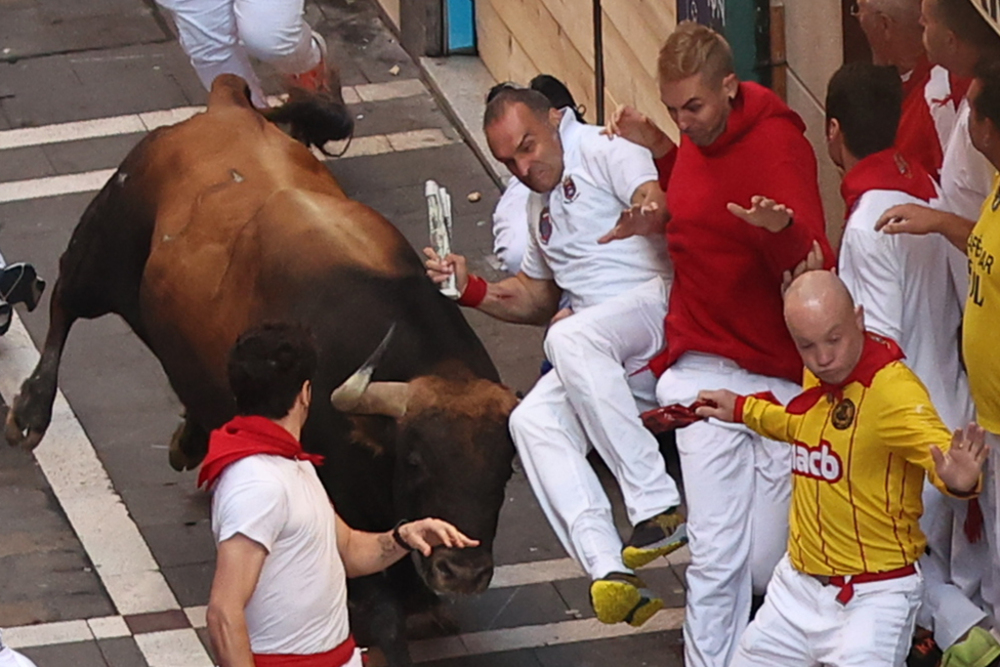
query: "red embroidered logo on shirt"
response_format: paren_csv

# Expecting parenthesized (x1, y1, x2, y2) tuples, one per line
(539, 207, 553, 244)
(562, 175, 579, 203)
(792, 440, 843, 483)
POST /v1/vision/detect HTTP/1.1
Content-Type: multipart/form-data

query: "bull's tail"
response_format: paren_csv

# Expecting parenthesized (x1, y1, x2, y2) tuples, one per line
(207, 73, 355, 154)
(263, 86, 355, 154)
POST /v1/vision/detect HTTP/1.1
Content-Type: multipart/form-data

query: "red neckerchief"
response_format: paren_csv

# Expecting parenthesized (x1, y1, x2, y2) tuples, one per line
(197, 415, 325, 489)
(841, 149, 937, 219)
(786, 332, 905, 415)
(901, 54, 933, 99)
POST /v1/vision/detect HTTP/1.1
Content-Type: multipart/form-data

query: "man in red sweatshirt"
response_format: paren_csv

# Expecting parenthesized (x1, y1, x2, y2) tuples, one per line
(605, 21, 833, 667)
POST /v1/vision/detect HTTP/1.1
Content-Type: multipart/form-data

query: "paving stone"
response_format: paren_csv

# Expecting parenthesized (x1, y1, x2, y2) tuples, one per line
(19, 640, 110, 667)
(160, 562, 213, 608)
(492, 470, 566, 567)
(349, 94, 451, 139)
(118, 484, 209, 529)
(419, 649, 545, 667)
(439, 582, 572, 634)
(316, 0, 420, 85)
(0, 44, 203, 128)
(139, 522, 215, 569)
(535, 631, 685, 667)
(0, 0, 166, 61)
(98, 636, 149, 667)
(42, 133, 145, 176)
(0, 145, 54, 183)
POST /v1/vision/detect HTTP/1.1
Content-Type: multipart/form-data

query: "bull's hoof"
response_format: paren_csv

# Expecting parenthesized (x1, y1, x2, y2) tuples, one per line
(168, 418, 207, 471)
(4, 394, 47, 450)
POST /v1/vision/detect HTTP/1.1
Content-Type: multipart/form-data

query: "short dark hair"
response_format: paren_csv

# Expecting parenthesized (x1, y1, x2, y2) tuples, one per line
(973, 57, 1000, 133)
(227, 322, 317, 419)
(934, 0, 1000, 57)
(483, 87, 553, 130)
(825, 62, 902, 159)
(529, 74, 585, 122)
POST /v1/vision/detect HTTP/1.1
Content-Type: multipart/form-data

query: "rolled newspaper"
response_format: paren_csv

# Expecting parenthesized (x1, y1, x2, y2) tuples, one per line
(426, 180, 460, 299)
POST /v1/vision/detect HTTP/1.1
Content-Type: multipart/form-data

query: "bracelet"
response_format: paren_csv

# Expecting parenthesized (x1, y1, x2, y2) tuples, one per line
(457, 274, 488, 307)
(392, 520, 414, 551)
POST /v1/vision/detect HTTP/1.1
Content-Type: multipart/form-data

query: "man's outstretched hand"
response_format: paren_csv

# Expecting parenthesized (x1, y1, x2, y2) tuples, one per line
(397, 518, 480, 557)
(728, 196, 794, 233)
(598, 202, 666, 243)
(932, 423, 989, 495)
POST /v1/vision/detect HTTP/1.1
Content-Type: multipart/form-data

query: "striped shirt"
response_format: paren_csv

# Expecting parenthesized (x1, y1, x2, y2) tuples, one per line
(737, 335, 965, 575)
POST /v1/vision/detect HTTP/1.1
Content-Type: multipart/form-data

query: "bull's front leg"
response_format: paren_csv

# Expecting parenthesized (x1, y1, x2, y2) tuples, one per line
(349, 572, 413, 667)
(5, 279, 77, 450)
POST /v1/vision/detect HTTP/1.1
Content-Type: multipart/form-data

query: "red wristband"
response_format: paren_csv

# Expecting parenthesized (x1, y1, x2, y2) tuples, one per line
(457, 274, 488, 307)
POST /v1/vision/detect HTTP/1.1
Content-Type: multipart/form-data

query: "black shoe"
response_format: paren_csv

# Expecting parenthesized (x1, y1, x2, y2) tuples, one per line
(589, 572, 663, 627)
(0, 263, 45, 311)
(0, 301, 12, 336)
(622, 507, 688, 569)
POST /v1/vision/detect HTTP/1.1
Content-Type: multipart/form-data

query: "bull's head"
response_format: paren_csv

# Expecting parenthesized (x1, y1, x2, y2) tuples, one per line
(331, 326, 517, 596)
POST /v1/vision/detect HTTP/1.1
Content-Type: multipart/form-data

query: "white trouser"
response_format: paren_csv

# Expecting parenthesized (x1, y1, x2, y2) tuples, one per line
(510, 277, 681, 580)
(732, 554, 923, 667)
(155, 0, 320, 106)
(656, 352, 799, 667)
(917, 476, 992, 648)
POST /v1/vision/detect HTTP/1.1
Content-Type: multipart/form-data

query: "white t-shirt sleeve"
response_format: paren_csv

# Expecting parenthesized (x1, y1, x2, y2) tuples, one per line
(838, 224, 904, 342)
(212, 462, 288, 552)
(582, 134, 659, 206)
(519, 192, 554, 281)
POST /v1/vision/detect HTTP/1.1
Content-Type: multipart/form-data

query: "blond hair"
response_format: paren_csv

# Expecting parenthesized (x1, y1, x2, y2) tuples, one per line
(658, 21, 735, 85)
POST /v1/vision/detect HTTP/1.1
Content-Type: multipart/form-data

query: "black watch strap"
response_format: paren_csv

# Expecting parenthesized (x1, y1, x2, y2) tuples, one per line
(392, 520, 414, 551)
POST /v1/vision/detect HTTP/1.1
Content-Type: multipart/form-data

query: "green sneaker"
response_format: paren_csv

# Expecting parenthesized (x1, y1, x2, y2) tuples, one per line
(589, 572, 664, 627)
(622, 508, 688, 569)
(941, 627, 1000, 667)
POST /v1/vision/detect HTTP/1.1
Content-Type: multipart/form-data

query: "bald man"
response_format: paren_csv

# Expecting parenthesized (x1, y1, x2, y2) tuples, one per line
(696, 271, 987, 667)
(852, 0, 964, 181)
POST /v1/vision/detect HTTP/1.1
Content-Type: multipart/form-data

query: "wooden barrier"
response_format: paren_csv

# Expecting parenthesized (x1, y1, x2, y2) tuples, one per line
(476, 0, 679, 138)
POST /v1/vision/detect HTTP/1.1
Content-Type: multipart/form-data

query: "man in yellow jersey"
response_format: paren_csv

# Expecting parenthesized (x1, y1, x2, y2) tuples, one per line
(695, 271, 987, 667)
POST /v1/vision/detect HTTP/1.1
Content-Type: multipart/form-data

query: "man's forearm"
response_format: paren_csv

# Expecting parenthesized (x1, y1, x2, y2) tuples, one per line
(936, 211, 976, 251)
(207, 608, 255, 667)
(474, 274, 561, 325)
(341, 529, 409, 578)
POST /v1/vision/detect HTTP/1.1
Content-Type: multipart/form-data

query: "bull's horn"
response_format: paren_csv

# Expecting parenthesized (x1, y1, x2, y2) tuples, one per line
(331, 323, 410, 417)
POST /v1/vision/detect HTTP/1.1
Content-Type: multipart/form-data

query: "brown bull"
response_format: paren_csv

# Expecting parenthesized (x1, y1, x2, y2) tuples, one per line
(5, 74, 517, 667)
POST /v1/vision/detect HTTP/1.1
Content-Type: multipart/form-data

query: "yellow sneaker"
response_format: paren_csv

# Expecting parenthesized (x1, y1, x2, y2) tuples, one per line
(589, 572, 664, 627)
(622, 508, 688, 570)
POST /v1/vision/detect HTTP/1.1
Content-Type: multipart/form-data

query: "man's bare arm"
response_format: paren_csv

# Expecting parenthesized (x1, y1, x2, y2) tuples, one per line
(876, 203, 975, 252)
(206, 534, 268, 667)
(424, 249, 562, 325)
(336, 515, 479, 578)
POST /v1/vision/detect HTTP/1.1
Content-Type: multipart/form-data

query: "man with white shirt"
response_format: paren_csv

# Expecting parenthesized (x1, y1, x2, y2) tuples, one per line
(825, 61, 997, 664)
(425, 86, 684, 627)
(202, 323, 477, 667)
(851, 0, 964, 182)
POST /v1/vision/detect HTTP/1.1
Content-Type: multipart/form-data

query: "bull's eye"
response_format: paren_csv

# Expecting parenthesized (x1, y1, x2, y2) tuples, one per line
(406, 450, 423, 468)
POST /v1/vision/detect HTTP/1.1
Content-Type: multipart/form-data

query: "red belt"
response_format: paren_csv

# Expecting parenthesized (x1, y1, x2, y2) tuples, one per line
(810, 564, 917, 605)
(254, 635, 358, 667)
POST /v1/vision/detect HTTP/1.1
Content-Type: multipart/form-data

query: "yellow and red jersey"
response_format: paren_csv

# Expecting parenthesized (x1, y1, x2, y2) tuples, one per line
(736, 333, 974, 576)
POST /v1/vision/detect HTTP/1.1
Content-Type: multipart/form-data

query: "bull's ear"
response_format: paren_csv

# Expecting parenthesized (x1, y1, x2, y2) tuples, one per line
(331, 381, 411, 418)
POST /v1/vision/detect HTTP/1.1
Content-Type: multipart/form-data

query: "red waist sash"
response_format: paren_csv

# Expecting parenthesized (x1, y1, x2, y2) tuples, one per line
(811, 564, 918, 605)
(253, 635, 358, 667)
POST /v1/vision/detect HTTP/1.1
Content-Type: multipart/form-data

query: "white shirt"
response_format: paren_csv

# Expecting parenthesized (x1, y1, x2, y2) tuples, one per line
(492, 176, 531, 274)
(839, 188, 973, 430)
(521, 110, 671, 312)
(212, 455, 350, 655)
(940, 98, 995, 221)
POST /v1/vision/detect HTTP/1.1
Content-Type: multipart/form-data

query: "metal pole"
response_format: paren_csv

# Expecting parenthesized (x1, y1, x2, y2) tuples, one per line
(593, 0, 605, 124)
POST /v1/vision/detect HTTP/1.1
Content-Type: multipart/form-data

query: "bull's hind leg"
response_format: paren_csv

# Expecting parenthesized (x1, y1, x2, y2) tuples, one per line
(4, 281, 76, 449)
(4, 169, 154, 450)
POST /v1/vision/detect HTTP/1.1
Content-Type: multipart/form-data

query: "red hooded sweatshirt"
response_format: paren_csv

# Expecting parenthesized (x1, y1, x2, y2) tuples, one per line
(649, 82, 834, 384)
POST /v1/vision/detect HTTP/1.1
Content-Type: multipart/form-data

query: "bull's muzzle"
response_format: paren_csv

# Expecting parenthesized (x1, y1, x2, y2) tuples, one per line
(420, 546, 494, 596)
